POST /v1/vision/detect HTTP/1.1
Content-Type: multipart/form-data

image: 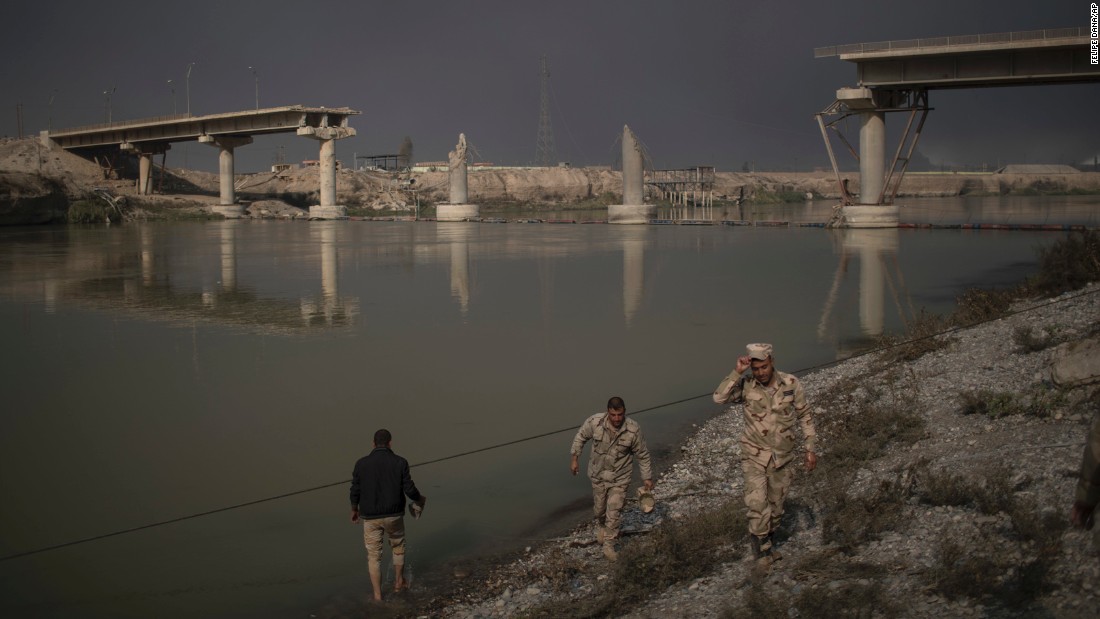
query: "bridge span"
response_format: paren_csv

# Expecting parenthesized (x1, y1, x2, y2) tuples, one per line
(815, 26, 1099, 227)
(44, 105, 360, 219)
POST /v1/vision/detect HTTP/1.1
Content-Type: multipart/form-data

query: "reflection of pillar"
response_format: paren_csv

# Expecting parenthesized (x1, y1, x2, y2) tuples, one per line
(841, 229, 899, 337)
(858, 112, 886, 205)
(450, 231, 470, 316)
(141, 225, 154, 286)
(301, 222, 360, 326)
(321, 223, 337, 306)
(43, 279, 59, 314)
(622, 229, 645, 326)
(220, 222, 236, 290)
(609, 125, 656, 224)
(438, 223, 472, 315)
(437, 133, 479, 221)
(199, 134, 253, 217)
(297, 124, 356, 219)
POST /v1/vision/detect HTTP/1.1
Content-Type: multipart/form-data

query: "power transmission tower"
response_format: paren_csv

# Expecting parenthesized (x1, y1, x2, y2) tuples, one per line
(536, 54, 556, 167)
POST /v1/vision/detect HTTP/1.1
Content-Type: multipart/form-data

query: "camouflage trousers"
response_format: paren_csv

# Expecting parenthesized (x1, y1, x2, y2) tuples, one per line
(592, 481, 628, 541)
(742, 456, 793, 538)
(362, 515, 406, 570)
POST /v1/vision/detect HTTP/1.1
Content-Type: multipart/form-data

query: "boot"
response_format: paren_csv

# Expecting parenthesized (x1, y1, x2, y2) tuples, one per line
(602, 541, 618, 561)
(765, 533, 782, 562)
(750, 535, 768, 559)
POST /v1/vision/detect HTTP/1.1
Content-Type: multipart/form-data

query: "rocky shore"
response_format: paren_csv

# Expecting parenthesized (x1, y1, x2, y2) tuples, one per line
(417, 283, 1100, 619)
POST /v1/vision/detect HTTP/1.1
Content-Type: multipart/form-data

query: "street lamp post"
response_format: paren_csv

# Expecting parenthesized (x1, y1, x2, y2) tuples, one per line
(103, 87, 116, 123)
(167, 79, 176, 114)
(248, 66, 259, 110)
(186, 62, 194, 116)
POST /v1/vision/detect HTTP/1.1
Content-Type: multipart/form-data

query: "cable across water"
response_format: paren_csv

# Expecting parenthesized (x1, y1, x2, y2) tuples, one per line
(2, 286, 1095, 563)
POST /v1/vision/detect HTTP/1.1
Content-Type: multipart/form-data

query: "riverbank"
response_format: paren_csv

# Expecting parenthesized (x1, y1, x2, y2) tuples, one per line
(3, 137, 1100, 224)
(410, 275, 1100, 615)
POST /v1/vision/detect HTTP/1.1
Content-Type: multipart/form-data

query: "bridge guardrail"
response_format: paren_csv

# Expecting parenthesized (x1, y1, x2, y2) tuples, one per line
(814, 26, 1088, 58)
(51, 113, 194, 136)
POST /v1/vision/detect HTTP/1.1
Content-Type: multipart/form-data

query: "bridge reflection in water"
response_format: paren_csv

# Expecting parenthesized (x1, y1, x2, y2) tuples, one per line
(9, 221, 359, 335)
(819, 228, 917, 348)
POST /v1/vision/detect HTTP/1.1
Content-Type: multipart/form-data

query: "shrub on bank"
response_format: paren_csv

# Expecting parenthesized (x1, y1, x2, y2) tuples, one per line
(1032, 230, 1100, 296)
(67, 198, 113, 223)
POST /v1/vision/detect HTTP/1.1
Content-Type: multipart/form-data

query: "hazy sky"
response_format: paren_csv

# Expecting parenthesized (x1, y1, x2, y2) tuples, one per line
(2, 0, 1096, 172)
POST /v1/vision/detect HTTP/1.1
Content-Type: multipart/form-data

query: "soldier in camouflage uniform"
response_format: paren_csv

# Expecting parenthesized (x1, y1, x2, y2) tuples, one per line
(713, 343, 816, 564)
(571, 396, 654, 561)
(1070, 410, 1100, 537)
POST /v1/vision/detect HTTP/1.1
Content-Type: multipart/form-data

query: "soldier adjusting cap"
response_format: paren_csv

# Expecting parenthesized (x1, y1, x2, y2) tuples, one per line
(746, 343, 773, 361)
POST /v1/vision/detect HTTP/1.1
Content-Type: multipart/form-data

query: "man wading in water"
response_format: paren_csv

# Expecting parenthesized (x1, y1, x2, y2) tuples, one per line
(350, 429, 426, 601)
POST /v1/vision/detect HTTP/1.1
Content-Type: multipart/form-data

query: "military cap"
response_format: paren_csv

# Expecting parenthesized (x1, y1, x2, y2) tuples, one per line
(746, 343, 773, 360)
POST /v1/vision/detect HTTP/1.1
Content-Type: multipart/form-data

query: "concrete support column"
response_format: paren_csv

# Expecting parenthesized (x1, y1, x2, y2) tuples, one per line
(609, 125, 656, 224)
(451, 157, 469, 205)
(319, 138, 337, 208)
(858, 111, 886, 205)
(437, 133, 479, 221)
(622, 125, 644, 206)
(199, 134, 253, 218)
(297, 125, 355, 219)
(138, 153, 153, 195)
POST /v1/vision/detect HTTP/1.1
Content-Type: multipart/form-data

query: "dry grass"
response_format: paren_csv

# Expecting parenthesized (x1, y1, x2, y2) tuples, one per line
(876, 310, 956, 364)
(1032, 230, 1100, 296)
(1012, 324, 1059, 353)
(526, 499, 747, 618)
(957, 386, 1068, 420)
(915, 465, 1065, 608)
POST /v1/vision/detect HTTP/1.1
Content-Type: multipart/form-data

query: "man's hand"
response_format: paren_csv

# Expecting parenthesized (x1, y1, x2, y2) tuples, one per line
(735, 355, 751, 375)
(1070, 501, 1095, 530)
(570, 455, 579, 476)
(804, 451, 817, 472)
(350, 507, 359, 523)
(643, 479, 654, 491)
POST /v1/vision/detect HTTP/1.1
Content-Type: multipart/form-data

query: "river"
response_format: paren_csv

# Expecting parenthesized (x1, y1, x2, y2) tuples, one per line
(0, 195, 1096, 618)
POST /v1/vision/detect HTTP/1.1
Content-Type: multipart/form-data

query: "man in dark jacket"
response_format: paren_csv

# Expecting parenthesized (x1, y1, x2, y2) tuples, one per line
(350, 429, 426, 601)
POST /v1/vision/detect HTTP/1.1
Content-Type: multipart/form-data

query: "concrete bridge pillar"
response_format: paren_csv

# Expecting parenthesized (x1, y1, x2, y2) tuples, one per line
(436, 133, 479, 221)
(297, 124, 355, 219)
(609, 125, 656, 224)
(199, 135, 253, 218)
(138, 153, 154, 195)
(858, 112, 886, 205)
(830, 87, 899, 227)
(121, 142, 169, 196)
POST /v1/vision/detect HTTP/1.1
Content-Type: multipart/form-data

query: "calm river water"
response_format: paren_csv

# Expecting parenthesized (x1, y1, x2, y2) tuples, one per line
(0, 195, 1096, 618)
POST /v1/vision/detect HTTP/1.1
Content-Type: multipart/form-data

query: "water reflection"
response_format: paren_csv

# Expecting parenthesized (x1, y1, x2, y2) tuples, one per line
(621, 226, 646, 326)
(0, 210, 1070, 619)
(300, 223, 360, 327)
(3, 223, 361, 335)
(440, 223, 472, 316)
(819, 228, 914, 343)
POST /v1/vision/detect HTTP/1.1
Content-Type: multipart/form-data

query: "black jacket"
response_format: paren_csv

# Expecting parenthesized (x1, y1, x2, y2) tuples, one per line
(350, 446, 422, 519)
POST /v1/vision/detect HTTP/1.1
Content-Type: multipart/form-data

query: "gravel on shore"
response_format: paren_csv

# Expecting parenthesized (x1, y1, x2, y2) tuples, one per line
(425, 283, 1100, 619)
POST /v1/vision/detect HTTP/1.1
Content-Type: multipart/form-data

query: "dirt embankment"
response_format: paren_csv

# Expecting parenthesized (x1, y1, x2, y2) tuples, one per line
(2, 135, 1099, 224)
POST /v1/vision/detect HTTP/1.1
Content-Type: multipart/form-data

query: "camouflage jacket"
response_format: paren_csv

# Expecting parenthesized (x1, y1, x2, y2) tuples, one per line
(713, 369, 816, 467)
(1076, 411, 1100, 507)
(571, 413, 653, 486)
